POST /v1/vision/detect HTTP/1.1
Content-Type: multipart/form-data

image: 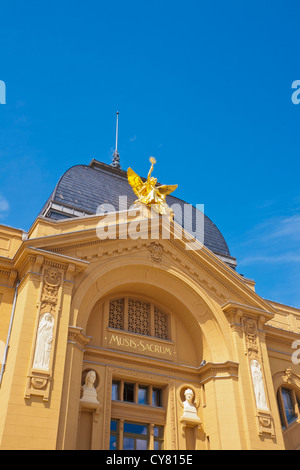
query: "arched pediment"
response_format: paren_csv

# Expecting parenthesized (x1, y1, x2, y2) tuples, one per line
(70, 257, 235, 364)
(273, 369, 300, 392)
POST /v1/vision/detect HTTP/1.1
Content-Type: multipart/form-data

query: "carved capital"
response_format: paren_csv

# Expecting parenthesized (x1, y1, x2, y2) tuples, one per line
(222, 301, 274, 327)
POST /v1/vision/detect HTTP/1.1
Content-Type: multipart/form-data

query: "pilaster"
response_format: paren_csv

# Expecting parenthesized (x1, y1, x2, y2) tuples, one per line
(56, 326, 91, 449)
(222, 301, 285, 449)
(0, 247, 88, 450)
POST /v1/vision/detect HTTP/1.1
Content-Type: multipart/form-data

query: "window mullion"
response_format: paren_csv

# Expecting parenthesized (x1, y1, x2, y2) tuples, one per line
(134, 383, 138, 404)
(149, 423, 154, 450)
(124, 297, 128, 331)
(150, 303, 154, 337)
(148, 385, 153, 406)
(120, 380, 124, 401)
(119, 419, 124, 450)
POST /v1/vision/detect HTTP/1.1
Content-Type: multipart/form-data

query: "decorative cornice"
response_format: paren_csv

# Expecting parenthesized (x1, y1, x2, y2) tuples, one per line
(222, 301, 275, 327)
(198, 360, 239, 385)
(83, 344, 239, 384)
(68, 326, 91, 351)
(25, 225, 279, 315)
(12, 245, 89, 280)
(265, 323, 300, 343)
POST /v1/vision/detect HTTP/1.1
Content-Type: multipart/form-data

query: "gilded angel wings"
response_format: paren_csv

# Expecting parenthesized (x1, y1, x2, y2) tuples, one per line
(127, 158, 178, 215)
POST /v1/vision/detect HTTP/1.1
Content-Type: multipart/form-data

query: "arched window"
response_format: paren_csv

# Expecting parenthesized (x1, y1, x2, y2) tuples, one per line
(277, 386, 300, 429)
(108, 297, 169, 340)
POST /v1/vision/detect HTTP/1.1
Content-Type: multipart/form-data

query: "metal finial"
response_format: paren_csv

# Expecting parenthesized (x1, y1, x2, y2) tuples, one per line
(111, 111, 121, 169)
(115, 110, 119, 152)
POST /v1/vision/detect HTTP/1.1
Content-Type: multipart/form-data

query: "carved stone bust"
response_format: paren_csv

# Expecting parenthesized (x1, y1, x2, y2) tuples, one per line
(80, 370, 99, 404)
(180, 388, 201, 424)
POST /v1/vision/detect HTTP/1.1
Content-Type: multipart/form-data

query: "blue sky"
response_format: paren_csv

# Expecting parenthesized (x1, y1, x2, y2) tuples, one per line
(1, 0, 300, 307)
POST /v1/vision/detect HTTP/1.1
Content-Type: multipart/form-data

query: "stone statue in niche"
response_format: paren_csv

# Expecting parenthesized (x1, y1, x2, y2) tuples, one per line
(80, 370, 99, 404)
(181, 388, 201, 424)
(250, 359, 268, 411)
(33, 312, 54, 370)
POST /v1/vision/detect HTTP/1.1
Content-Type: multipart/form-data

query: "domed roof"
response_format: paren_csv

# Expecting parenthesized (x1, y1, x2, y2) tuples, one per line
(39, 160, 236, 268)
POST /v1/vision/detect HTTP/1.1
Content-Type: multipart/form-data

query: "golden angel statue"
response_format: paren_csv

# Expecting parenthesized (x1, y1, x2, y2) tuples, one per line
(127, 157, 178, 215)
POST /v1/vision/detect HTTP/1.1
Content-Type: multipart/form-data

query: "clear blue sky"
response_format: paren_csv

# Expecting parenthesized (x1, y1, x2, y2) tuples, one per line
(1, 0, 300, 307)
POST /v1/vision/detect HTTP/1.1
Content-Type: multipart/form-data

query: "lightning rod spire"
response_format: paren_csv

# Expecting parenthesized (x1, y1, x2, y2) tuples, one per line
(111, 111, 121, 169)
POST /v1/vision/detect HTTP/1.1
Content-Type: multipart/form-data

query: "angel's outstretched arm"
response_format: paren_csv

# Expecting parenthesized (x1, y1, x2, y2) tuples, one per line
(147, 163, 154, 183)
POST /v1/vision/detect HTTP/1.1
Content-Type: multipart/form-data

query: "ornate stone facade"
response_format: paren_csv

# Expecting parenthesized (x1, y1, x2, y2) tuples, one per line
(0, 161, 299, 450)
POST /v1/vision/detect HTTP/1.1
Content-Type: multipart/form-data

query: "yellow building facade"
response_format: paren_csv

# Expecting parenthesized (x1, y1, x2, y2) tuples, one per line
(0, 159, 299, 450)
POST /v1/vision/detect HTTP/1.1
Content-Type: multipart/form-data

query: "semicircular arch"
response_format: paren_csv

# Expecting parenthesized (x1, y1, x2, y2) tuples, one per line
(71, 258, 234, 363)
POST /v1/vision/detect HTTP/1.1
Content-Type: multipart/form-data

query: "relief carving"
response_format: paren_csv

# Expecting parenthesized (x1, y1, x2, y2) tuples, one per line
(283, 368, 293, 383)
(256, 410, 275, 438)
(148, 243, 163, 263)
(25, 267, 63, 401)
(32, 312, 54, 371)
(242, 315, 275, 437)
(250, 359, 268, 412)
(243, 317, 259, 359)
(41, 268, 62, 311)
(31, 377, 48, 390)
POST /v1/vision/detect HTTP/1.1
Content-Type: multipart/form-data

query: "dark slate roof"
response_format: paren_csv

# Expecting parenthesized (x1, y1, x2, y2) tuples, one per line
(39, 160, 236, 268)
